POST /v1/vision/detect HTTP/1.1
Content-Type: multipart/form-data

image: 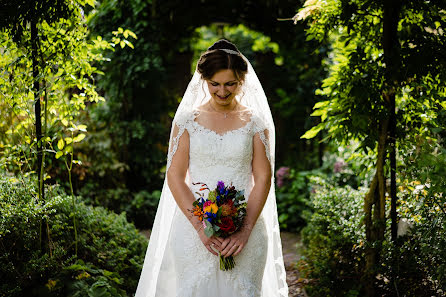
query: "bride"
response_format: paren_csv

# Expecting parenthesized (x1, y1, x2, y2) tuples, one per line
(135, 39, 288, 297)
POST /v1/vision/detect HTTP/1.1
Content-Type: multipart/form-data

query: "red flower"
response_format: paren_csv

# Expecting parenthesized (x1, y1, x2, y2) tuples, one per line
(217, 217, 236, 233)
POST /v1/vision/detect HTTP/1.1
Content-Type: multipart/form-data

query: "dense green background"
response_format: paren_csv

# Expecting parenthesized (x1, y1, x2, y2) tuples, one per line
(1, 0, 445, 296)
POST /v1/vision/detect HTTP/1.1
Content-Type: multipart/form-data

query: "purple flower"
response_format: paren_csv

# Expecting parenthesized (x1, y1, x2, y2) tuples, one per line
(217, 181, 225, 194)
(275, 166, 290, 188)
(333, 161, 346, 173)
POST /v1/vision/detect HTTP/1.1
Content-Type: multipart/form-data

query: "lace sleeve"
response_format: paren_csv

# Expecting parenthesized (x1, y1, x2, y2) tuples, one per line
(251, 114, 272, 166)
(166, 111, 192, 173)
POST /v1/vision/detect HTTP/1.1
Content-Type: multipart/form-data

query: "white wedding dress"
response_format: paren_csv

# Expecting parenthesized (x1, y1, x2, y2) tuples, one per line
(161, 109, 269, 296)
(135, 52, 288, 297)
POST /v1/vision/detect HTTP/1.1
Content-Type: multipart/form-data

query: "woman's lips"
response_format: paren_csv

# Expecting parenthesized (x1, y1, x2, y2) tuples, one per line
(217, 94, 230, 99)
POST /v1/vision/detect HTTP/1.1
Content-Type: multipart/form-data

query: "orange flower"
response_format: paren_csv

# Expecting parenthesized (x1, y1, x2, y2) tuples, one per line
(193, 205, 204, 221)
(220, 200, 237, 217)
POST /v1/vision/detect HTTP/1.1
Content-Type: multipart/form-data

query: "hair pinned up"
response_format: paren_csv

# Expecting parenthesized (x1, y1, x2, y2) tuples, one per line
(197, 39, 248, 82)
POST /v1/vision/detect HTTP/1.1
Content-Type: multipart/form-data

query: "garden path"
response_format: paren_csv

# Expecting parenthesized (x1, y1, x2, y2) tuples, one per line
(281, 231, 308, 297)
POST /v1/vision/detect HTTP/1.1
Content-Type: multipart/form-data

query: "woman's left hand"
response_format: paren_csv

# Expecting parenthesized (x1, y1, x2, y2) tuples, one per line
(219, 226, 253, 258)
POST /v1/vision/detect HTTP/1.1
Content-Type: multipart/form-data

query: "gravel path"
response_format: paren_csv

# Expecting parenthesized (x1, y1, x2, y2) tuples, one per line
(281, 231, 308, 297)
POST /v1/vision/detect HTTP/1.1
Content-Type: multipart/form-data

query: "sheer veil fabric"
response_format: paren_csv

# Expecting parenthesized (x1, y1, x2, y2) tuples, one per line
(135, 53, 288, 297)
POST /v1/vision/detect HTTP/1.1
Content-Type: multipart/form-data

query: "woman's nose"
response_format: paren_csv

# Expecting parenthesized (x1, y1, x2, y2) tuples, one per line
(217, 86, 228, 95)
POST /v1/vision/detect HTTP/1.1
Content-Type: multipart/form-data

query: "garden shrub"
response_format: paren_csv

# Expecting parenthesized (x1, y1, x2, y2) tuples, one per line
(276, 143, 369, 233)
(299, 176, 367, 297)
(0, 172, 148, 297)
(78, 182, 161, 230)
(300, 172, 445, 296)
(275, 168, 317, 232)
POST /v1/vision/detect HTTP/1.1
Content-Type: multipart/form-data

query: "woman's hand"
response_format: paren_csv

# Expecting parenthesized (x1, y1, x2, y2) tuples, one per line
(219, 225, 253, 258)
(197, 228, 224, 256)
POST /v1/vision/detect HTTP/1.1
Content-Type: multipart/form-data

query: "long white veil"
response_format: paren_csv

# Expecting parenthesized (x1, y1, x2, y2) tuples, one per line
(135, 52, 288, 297)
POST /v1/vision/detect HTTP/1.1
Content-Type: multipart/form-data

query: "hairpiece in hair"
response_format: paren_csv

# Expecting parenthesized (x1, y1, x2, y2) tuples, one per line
(219, 48, 240, 55)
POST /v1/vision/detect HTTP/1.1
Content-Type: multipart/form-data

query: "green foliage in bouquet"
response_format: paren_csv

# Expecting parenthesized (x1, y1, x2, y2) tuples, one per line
(0, 172, 147, 297)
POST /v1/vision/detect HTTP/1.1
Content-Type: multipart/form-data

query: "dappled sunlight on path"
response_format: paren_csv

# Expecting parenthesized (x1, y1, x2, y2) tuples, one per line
(281, 231, 308, 297)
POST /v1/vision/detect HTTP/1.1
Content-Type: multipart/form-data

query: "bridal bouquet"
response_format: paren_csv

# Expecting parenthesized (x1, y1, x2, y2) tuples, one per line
(191, 181, 247, 271)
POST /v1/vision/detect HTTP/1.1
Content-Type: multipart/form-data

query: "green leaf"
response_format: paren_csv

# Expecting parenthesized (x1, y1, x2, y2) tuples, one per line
(55, 151, 63, 159)
(310, 109, 326, 117)
(73, 134, 86, 142)
(314, 100, 329, 109)
(301, 124, 324, 139)
(124, 40, 134, 49)
(77, 124, 87, 132)
(204, 220, 214, 237)
(64, 145, 73, 153)
(126, 30, 137, 39)
(57, 139, 65, 150)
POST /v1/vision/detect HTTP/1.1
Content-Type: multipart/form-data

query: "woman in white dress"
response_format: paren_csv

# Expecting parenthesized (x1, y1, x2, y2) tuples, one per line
(135, 39, 288, 297)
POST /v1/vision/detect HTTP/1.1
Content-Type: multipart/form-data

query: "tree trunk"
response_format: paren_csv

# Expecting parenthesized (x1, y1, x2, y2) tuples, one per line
(390, 96, 397, 241)
(363, 118, 389, 297)
(363, 1, 401, 295)
(383, 0, 400, 244)
(31, 20, 44, 202)
(383, 0, 401, 295)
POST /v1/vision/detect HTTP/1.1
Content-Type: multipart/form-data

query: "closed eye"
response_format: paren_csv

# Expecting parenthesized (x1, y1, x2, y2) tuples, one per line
(211, 82, 237, 87)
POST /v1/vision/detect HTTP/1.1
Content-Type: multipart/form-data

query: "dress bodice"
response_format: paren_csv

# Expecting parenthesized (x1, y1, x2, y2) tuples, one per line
(167, 109, 271, 201)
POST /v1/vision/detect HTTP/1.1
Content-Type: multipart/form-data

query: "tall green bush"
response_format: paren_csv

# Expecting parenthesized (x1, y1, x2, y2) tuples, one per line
(0, 172, 147, 297)
(300, 177, 367, 297)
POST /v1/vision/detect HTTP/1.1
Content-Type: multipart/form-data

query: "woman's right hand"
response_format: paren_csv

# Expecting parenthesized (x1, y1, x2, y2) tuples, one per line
(197, 228, 224, 256)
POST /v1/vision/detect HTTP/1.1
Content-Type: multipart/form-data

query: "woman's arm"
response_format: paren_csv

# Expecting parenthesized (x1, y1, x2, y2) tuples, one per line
(220, 129, 272, 257)
(167, 124, 223, 255)
(244, 129, 272, 231)
(166, 125, 199, 229)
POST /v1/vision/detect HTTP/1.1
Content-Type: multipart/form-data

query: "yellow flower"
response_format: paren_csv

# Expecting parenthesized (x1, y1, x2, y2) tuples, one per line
(204, 203, 218, 214)
(76, 271, 91, 280)
(46, 279, 58, 291)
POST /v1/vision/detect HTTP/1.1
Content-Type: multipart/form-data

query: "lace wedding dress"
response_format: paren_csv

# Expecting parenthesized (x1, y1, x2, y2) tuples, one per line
(135, 52, 288, 297)
(162, 109, 270, 296)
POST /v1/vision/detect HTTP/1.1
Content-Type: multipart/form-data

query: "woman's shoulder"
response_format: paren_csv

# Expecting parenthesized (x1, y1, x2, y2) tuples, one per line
(173, 109, 195, 126)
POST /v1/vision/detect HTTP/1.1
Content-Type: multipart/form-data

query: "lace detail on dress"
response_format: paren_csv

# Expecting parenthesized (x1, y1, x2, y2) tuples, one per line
(167, 109, 272, 296)
(166, 111, 192, 172)
(250, 113, 273, 176)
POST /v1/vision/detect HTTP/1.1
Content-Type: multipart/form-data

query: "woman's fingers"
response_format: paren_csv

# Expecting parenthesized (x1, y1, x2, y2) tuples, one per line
(221, 241, 239, 257)
(211, 239, 221, 249)
(219, 238, 231, 251)
(225, 243, 240, 258)
(220, 241, 232, 256)
(214, 236, 224, 244)
(233, 244, 244, 256)
(207, 244, 219, 256)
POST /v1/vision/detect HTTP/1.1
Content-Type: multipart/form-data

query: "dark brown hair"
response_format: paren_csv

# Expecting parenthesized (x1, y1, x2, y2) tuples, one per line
(197, 39, 248, 82)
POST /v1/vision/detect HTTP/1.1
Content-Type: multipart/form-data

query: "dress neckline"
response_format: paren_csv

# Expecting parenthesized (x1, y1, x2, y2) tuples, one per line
(191, 109, 254, 137)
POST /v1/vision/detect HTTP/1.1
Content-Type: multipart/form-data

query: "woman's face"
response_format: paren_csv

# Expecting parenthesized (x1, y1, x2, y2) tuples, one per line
(206, 69, 241, 106)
